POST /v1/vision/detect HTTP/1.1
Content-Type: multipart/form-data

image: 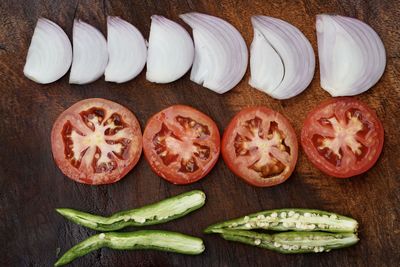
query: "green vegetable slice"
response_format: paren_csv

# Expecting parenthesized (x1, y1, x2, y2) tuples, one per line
(217, 229, 359, 254)
(205, 208, 358, 233)
(54, 230, 205, 266)
(56, 190, 206, 231)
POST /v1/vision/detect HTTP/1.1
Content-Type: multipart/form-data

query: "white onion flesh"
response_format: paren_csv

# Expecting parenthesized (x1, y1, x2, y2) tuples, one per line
(105, 16, 147, 83)
(179, 12, 248, 94)
(316, 14, 386, 96)
(69, 19, 108, 84)
(146, 15, 194, 83)
(24, 18, 72, 84)
(249, 16, 315, 99)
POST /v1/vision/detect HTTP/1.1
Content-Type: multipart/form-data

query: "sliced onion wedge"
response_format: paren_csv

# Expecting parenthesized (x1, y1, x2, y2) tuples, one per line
(249, 16, 315, 99)
(146, 15, 194, 83)
(69, 19, 108, 84)
(316, 14, 386, 96)
(24, 18, 72, 84)
(179, 12, 248, 94)
(105, 16, 147, 83)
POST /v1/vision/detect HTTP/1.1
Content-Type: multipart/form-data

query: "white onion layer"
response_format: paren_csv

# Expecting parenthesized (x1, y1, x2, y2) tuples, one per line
(316, 14, 386, 96)
(24, 18, 72, 84)
(69, 19, 108, 84)
(249, 16, 315, 99)
(146, 15, 194, 83)
(179, 12, 248, 94)
(105, 16, 147, 83)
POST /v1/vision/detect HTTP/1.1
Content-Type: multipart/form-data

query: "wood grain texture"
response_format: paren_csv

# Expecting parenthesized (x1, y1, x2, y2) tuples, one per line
(0, 0, 399, 266)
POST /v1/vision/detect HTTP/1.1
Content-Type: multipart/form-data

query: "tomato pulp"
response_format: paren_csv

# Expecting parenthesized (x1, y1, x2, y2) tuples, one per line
(301, 97, 384, 178)
(222, 107, 298, 187)
(51, 98, 142, 185)
(143, 105, 220, 185)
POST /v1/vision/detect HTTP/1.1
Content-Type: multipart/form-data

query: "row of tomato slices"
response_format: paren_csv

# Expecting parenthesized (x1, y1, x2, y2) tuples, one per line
(51, 98, 384, 186)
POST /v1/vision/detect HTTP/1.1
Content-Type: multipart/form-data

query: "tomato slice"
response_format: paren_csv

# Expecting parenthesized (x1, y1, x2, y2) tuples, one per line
(51, 98, 142, 185)
(301, 97, 384, 178)
(142, 105, 220, 184)
(221, 107, 298, 187)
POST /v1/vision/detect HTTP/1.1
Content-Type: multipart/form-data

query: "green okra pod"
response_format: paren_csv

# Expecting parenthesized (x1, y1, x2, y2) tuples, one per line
(216, 229, 359, 254)
(205, 208, 358, 233)
(56, 190, 205, 231)
(54, 230, 205, 266)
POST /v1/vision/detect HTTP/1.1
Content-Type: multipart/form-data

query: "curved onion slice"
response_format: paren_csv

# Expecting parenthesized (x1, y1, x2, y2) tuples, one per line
(249, 16, 315, 99)
(105, 16, 147, 83)
(179, 12, 248, 94)
(24, 18, 72, 84)
(316, 14, 386, 96)
(69, 19, 108, 84)
(146, 15, 194, 83)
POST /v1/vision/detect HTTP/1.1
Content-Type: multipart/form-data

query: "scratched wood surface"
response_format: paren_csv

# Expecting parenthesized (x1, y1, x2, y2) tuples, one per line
(0, 0, 399, 266)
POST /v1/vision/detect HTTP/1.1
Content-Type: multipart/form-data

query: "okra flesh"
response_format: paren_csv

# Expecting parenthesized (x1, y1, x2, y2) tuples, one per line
(56, 190, 206, 231)
(219, 230, 359, 254)
(54, 230, 205, 266)
(205, 209, 358, 233)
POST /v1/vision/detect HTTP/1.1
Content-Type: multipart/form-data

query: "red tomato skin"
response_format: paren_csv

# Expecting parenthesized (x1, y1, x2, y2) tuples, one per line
(142, 105, 220, 185)
(221, 107, 298, 187)
(301, 97, 384, 178)
(51, 98, 142, 185)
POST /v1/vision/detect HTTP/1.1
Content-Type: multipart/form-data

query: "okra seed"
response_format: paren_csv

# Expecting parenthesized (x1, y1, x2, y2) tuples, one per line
(123, 216, 130, 222)
(271, 222, 279, 226)
(322, 215, 328, 218)
(295, 222, 302, 229)
(280, 212, 287, 218)
(271, 212, 278, 218)
(319, 247, 324, 252)
(282, 245, 290, 250)
(245, 223, 251, 228)
(293, 213, 300, 219)
(314, 247, 319, 253)
(274, 242, 281, 247)
(99, 233, 105, 240)
(288, 211, 295, 217)
(257, 215, 265, 220)
(292, 245, 299, 250)
(330, 214, 338, 219)
(282, 222, 289, 227)
(304, 212, 311, 218)
(308, 224, 316, 229)
(254, 239, 261, 245)
(244, 216, 250, 221)
(232, 223, 238, 227)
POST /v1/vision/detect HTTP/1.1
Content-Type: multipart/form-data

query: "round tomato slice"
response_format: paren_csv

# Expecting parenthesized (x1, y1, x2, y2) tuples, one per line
(222, 107, 298, 187)
(301, 97, 384, 178)
(142, 105, 220, 185)
(51, 98, 142, 185)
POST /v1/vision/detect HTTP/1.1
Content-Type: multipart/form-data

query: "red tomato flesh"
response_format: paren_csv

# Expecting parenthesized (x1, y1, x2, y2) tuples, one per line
(51, 98, 142, 185)
(142, 105, 220, 185)
(301, 97, 384, 178)
(222, 107, 298, 187)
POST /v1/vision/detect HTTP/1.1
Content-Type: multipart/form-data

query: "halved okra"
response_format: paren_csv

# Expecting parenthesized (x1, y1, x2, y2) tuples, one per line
(216, 229, 359, 254)
(204, 209, 358, 233)
(56, 190, 205, 231)
(54, 230, 205, 266)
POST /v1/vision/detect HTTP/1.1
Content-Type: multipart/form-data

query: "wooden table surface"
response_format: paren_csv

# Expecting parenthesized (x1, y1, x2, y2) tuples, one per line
(1, 0, 399, 266)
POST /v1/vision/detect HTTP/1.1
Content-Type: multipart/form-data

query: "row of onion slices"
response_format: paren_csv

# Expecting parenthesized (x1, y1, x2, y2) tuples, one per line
(24, 14, 386, 98)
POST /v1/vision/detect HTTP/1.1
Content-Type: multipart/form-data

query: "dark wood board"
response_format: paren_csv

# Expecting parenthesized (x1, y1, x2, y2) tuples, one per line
(0, 0, 399, 266)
